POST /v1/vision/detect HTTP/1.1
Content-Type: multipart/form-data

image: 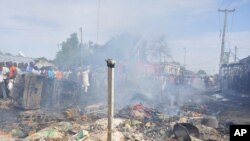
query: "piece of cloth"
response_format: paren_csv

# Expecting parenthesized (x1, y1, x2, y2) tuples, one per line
(7, 79, 14, 91)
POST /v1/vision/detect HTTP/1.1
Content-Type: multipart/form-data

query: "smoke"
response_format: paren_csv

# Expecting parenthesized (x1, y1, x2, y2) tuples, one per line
(76, 32, 207, 116)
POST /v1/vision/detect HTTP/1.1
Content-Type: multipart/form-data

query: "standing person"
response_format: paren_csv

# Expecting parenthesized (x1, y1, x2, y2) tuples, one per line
(47, 68, 55, 79)
(15, 63, 22, 74)
(23, 63, 29, 72)
(82, 68, 90, 93)
(55, 69, 63, 80)
(40, 68, 47, 76)
(63, 70, 71, 80)
(8, 62, 17, 91)
(0, 63, 9, 99)
(26, 62, 34, 73)
(9, 62, 17, 79)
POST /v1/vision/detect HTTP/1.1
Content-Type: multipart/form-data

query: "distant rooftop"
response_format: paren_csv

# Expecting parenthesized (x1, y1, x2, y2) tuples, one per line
(0, 54, 34, 64)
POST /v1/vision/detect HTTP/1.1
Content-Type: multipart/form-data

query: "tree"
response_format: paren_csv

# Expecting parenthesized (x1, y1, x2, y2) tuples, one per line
(54, 33, 80, 69)
(135, 35, 170, 63)
(5, 52, 12, 56)
(197, 70, 207, 76)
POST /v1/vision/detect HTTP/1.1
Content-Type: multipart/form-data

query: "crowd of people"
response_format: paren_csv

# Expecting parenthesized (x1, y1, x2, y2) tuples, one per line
(0, 61, 91, 99)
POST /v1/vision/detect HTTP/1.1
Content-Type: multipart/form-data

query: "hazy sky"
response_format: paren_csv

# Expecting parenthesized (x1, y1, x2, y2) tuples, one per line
(0, 0, 250, 74)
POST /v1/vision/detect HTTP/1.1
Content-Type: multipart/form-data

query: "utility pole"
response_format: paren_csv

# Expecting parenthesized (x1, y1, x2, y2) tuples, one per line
(106, 59, 116, 141)
(218, 9, 235, 66)
(80, 27, 83, 67)
(80, 27, 83, 45)
(218, 9, 235, 90)
(234, 46, 237, 62)
(183, 47, 186, 68)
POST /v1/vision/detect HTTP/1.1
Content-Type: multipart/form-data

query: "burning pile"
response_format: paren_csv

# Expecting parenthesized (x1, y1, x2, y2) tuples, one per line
(0, 101, 231, 141)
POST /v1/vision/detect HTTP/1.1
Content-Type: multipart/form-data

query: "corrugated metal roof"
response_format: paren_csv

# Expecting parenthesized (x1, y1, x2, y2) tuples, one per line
(0, 54, 34, 63)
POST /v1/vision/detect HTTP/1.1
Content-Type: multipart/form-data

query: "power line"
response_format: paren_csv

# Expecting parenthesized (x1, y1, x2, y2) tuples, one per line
(226, 0, 234, 8)
(0, 27, 60, 31)
(219, 0, 226, 8)
(187, 58, 218, 67)
(96, 0, 101, 44)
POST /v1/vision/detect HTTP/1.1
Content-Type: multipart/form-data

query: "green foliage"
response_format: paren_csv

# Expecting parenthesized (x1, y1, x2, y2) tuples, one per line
(5, 52, 12, 56)
(197, 70, 207, 76)
(54, 32, 171, 69)
(54, 33, 81, 69)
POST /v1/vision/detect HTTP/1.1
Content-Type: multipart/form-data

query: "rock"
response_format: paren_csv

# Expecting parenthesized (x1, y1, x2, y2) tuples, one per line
(95, 118, 125, 129)
(196, 124, 223, 141)
(11, 128, 25, 138)
(72, 129, 89, 141)
(86, 130, 124, 141)
(124, 119, 143, 127)
(145, 122, 155, 128)
(25, 122, 73, 140)
(131, 109, 145, 120)
(190, 135, 203, 141)
(63, 108, 80, 120)
(179, 117, 188, 123)
(25, 128, 65, 140)
(133, 133, 144, 141)
(56, 122, 73, 132)
(201, 116, 219, 128)
(0, 137, 16, 141)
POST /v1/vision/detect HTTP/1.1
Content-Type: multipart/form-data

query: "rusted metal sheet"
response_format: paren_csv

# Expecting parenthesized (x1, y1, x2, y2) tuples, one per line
(10, 74, 80, 110)
(41, 79, 80, 108)
(22, 74, 44, 110)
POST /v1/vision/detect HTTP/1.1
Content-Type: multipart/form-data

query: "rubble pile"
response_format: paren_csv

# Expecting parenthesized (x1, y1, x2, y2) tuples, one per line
(115, 103, 229, 141)
(0, 100, 237, 141)
(0, 99, 12, 109)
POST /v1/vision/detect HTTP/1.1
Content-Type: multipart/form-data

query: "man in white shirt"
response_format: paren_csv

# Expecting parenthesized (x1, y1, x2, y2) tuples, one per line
(82, 69, 90, 93)
(0, 63, 9, 99)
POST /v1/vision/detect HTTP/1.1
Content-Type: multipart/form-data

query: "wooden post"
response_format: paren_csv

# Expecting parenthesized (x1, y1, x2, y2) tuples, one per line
(106, 59, 116, 141)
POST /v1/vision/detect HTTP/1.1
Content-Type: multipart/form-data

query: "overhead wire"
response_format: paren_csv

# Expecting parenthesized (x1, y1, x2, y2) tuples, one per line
(96, 0, 101, 44)
(226, 0, 235, 8)
(219, 0, 226, 8)
(187, 58, 219, 67)
(226, 1, 236, 62)
(0, 27, 60, 31)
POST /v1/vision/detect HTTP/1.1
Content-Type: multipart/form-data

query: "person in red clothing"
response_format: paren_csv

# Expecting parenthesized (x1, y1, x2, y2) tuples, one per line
(7, 62, 17, 92)
(8, 62, 17, 79)
(55, 69, 63, 80)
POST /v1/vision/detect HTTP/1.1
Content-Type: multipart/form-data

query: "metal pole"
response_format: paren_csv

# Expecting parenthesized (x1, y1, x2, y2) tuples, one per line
(218, 9, 235, 90)
(80, 27, 83, 44)
(218, 9, 235, 66)
(106, 59, 116, 141)
(183, 47, 186, 68)
(220, 10, 227, 66)
(80, 27, 83, 67)
(234, 46, 237, 62)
